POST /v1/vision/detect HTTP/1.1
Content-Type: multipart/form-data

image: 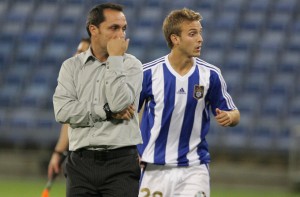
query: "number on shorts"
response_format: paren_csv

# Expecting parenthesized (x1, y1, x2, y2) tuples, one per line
(140, 188, 163, 197)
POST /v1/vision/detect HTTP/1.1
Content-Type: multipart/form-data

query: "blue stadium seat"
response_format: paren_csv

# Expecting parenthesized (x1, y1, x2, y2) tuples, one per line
(0, 109, 7, 130)
(235, 92, 261, 117)
(0, 42, 14, 59)
(195, 0, 218, 11)
(3, 66, 28, 87)
(277, 51, 300, 74)
(274, 0, 297, 13)
(21, 84, 51, 108)
(17, 41, 41, 59)
(266, 12, 291, 32)
(251, 117, 278, 150)
(222, 70, 242, 96)
(199, 10, 214, 30)
(206, 30, 232, 50)
(0, 1, 8, 19)
(58, 3, 84, 25)
(213, 11, 239, 31)
(233, 30, 258, 51)
(240, 11, 266, 30)
(136, 6, 163, 27)
(286, 33, 300, 52)
(24, 22, 50, 43)
(292, 21, 300, 33)
(269, 73, 295, 97)
(169, 0, 195, 9)
(251, 50, 276, 74)
(222, 0, 245, 12)
(201, 48, 224, 66)
(7, 1, 33, 22)
(0, 84, 21, 107)
(260, 95, 287, 119)
(259, 31, 285, 52)
(223, 114, 253, 149)
(248, 0, 272, 12)
(32, 2, 60, 23)
(223, 50, 249, 72)
(288, 97, 300, 117)
(243, 71, 269, 94)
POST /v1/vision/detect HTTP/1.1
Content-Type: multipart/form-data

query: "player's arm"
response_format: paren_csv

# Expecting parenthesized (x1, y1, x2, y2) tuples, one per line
(47, 124, 69, 179)
(215, 108, 240, 127)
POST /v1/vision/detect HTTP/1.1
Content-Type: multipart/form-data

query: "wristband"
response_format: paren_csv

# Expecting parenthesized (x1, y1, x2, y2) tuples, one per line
(103, 103, 113, 120)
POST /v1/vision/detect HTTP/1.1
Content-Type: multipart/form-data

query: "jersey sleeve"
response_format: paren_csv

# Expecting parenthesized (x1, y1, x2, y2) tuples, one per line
(207, 70, 237, 116)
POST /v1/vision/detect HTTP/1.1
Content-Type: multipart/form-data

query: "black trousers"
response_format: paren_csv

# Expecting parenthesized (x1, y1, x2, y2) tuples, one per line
(65, 146, 140, 197)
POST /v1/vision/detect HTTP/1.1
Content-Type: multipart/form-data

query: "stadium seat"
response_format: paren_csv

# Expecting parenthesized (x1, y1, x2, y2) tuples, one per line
(32, 1, 60, 23)
(269, 73, 295, 97)
(222, 50, 249, 72)
(7, 1, 33, 22)
(0, 84, 21, 108)
(251, 117, 278, 150)
(213, 11, 239, 31)
(260, 95, 287, 119)
(233, 30, 258, 51)
(274, 0, 297, 13)
(259, 31, 285, 52)
(286, 33, 300, 52)
(277, 51, 300, 74)
(222, 0, 245, 12)
(248, 0, 272, 12)
(243, 71, 269, 94)
(235, 92, 260, 117)
(201, 48, 224, 66)
(206, 30, 232, 50)
(266, 12, 291, 32)
(20, 84, 51, 108)
(240, 11, 266, 30)
(251, 50, 277, 74)
(222, 70, 242, 96)
(223, 114, 253, 149)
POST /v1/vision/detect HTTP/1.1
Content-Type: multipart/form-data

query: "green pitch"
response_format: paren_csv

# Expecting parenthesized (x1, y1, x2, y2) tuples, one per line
(0, 178, 299, 197)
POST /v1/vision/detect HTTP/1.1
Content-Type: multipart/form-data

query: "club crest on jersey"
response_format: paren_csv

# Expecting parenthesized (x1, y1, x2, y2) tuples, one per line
(193, 85, 204, 100)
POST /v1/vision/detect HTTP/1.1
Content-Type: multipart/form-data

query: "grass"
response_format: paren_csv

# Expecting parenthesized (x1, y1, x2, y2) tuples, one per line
(0, 177, 299, 197)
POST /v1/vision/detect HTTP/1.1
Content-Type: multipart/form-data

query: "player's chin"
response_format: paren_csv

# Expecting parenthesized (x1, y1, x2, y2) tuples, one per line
(192, 51, 201, 57)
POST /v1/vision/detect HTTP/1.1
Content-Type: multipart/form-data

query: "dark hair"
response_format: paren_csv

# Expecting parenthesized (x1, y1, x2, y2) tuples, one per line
(86, 3, 124, 37)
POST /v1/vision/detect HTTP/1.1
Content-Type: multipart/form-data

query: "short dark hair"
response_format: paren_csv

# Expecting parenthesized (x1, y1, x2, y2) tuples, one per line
(86, 3, 124, 37)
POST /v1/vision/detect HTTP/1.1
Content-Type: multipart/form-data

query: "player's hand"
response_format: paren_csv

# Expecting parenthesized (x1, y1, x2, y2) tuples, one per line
(112, 104, 135, 120)
(107, 36, 129, 56)
(47, 153, 61, 180)
(215, 108, 232, 127)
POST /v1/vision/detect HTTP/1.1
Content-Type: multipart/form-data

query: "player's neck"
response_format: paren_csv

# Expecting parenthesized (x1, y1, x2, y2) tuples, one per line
(168, 51, 194, 76)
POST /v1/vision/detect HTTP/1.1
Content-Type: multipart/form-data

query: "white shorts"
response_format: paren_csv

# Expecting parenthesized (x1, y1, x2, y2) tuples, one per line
(139, 163, 210, 197)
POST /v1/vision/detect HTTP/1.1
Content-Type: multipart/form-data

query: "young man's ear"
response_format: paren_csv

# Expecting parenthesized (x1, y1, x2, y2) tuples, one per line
(170, 34, 179, 46)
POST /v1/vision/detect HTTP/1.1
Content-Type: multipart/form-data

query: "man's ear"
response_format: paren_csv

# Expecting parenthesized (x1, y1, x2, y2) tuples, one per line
(170, 34, 179, 46)
(89, 25, 98, 36)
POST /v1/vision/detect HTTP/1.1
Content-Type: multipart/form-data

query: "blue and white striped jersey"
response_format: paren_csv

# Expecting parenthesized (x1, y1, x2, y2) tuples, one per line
(137, 55, 237, 166)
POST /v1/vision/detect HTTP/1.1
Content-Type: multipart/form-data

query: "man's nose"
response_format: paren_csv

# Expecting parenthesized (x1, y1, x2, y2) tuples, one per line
(117, 29, 126, 39)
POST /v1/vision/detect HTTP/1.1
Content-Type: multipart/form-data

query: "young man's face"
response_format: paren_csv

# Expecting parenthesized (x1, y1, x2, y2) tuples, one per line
(93, 9, 127, 53)
(176, 20, 203, 57)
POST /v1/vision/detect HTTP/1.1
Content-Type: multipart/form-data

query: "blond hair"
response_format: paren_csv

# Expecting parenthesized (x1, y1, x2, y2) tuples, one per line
(163, 8, 202, 49)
